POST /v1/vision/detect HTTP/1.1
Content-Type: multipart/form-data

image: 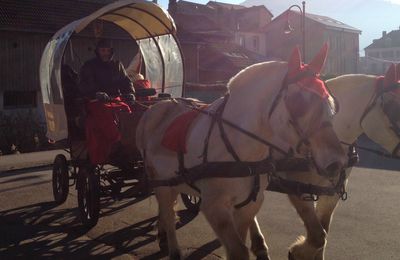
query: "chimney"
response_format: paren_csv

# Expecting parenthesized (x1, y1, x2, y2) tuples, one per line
(168, 0, 177, 17)
(382, 31, 387, 37)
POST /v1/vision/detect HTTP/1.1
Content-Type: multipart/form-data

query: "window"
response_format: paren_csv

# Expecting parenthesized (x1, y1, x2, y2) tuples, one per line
(3, 91, 37, 109)
(239, 35, 245, 47)
(252, 36, 259, 51)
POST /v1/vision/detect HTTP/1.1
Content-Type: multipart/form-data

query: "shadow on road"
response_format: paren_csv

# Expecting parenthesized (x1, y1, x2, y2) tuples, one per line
(0, 198, 213, 259)
(355, 135, 400, 171)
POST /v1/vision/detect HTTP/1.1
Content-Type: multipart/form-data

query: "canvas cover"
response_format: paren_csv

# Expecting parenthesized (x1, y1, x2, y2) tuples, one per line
(40, 0, 183, 141)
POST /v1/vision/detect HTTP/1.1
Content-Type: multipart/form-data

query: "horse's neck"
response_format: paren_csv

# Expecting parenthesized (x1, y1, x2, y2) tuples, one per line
(217, 78, 284, 161)
(329, 75, 376, 144)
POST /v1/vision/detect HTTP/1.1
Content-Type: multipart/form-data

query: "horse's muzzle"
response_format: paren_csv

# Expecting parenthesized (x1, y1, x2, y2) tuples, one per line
(323, 161, 343, 178)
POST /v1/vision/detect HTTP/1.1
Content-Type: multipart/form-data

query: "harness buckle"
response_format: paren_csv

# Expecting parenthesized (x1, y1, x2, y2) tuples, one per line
(302, 194, 319, 201)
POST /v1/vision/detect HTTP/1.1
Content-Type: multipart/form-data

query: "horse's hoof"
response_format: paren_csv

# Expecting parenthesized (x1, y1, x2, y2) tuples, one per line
(158, 232, 168, 252)
(170, 250, 182, 260)
(256, 254, 270, 260)
(288, 251, 295, 260)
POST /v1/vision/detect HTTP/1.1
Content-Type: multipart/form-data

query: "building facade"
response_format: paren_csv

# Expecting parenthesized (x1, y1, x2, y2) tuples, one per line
(0, 0, 136, 153)
(264, 10, 361, 75)
(172, 1, 272, 84)
(363, 29, 400, 75)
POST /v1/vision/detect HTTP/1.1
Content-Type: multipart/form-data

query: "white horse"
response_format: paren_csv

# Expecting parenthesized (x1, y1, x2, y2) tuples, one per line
(254, 63, 400, 260)
(136, 45, 347, 260)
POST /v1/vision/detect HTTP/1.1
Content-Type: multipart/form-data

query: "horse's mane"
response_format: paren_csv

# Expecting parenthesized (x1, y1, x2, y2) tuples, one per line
(227, 61, 288, 91)
(326, 74, 376, 89)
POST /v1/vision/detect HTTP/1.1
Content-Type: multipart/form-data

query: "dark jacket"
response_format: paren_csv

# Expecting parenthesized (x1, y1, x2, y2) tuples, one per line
(78, 57, 134, 99)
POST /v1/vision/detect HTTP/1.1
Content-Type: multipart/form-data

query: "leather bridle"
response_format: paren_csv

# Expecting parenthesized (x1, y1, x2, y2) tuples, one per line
(359, 78, 400, 156)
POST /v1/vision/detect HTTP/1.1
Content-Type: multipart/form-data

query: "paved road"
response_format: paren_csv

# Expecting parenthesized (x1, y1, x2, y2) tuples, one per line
(0, 163, 399, 259)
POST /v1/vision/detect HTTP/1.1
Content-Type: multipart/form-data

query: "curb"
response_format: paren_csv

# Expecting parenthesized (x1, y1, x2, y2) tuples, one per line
(0, 150, 69, 173)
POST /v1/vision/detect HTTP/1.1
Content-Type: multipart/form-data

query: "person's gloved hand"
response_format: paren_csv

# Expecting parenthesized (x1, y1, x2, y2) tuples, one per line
(122, 93, 136, 106)
(95, 92, 111, 102)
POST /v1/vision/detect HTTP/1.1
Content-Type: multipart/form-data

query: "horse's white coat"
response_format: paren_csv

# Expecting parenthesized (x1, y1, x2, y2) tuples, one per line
(281, 71, 400, 260)
(136, 60, 346, 260)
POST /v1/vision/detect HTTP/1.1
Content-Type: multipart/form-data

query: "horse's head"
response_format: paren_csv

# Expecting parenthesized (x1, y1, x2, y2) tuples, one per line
(269, 44, 346, 177)
(361, 63, 400, 157)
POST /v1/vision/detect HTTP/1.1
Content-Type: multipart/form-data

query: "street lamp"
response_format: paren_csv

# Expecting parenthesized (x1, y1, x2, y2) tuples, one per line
(284, 1, 306, 62)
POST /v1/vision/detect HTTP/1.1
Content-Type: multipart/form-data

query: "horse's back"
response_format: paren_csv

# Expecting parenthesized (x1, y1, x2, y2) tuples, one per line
(135, 99, 195, 152)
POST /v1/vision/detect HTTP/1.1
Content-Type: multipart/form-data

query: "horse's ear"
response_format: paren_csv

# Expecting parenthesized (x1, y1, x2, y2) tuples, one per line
(288, 46, 302, 76)
(383, 63, 396, 88)
(308, 42, 329, 75)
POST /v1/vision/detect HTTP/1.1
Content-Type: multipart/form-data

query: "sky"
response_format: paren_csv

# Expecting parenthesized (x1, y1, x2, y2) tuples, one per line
(157, 0, 400, 57)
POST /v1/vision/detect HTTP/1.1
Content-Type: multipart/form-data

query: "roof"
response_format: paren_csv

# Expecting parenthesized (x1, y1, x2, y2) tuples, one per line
(305, 12, 361, 34)
(266, 10, 361, 34)
(177, 0, 215, 15)
(206, 1, 246, 10)
(365, 29, 400, 49)
(234, 5, 273, 18)
(0, 0, 107, 33)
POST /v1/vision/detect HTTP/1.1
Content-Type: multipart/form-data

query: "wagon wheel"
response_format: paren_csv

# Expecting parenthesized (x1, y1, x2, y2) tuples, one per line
(181, 193, 201, 213)
(52, 154, 69, 205)
(77, 165, 100, 228)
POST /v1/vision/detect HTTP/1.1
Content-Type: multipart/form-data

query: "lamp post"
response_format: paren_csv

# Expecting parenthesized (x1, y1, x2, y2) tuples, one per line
(284, 1, 306, 62)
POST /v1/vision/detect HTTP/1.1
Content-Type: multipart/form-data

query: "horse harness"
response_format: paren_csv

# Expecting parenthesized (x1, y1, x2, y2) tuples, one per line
(359, 77, 400, 157)
(148, 72, 350, 208)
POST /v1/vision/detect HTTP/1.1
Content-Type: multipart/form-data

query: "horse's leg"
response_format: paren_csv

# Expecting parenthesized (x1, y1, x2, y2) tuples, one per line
(233, 198, 269, 260)
(316, 195, 341, 232)
(249, 217, 270, 260)
(201, 195, 250, 260)
(155, 187, 181, 259)
(316, 175, 349, 232)
(288, 195, 326, 260)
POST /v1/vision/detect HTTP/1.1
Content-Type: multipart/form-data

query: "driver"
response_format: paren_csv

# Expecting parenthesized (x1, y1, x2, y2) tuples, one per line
(79, 38, 135, 100)
(78, 39, 134, 166)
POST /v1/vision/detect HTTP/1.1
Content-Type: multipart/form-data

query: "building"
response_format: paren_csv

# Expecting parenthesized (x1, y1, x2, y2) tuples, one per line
(172, 0, 272, 84)
(0, 0, 137, 153)
(364, 29, 400, 75)
(264, 10, 361, 75)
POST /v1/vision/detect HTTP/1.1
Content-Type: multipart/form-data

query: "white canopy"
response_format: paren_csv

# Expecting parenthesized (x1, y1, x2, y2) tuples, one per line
(39, 0, 184, 141)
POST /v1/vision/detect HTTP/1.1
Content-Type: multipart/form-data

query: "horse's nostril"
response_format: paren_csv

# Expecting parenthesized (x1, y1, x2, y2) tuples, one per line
(325, 162, 342, 176)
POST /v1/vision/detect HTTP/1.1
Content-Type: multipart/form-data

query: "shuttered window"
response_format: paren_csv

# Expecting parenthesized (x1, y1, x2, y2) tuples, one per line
(3, 91, 37, 109)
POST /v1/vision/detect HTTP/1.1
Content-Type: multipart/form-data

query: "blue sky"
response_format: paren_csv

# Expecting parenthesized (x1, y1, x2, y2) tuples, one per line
(157, 0, 400, 57)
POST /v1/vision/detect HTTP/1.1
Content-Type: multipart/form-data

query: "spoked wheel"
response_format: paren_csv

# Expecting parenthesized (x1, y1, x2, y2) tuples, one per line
(77, 165, 100, 228)
(181, 193, 201, 213)
(52, 154, 69, 205)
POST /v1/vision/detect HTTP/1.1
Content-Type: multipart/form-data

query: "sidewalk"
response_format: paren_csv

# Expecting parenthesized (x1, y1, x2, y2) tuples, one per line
(0, 150, 70, 172)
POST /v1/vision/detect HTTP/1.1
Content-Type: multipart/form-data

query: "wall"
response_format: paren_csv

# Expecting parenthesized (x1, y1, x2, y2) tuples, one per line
(265, 13, 359, 75)
(364, 47, 400, 75)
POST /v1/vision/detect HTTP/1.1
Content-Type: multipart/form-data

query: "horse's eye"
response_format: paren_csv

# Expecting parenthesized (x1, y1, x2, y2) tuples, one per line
(285, 92, 310, 118)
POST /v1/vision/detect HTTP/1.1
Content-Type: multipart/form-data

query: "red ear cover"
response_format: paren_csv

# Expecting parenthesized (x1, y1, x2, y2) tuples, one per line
(308, 42, 329, 75)
(383, 63, 397, 89)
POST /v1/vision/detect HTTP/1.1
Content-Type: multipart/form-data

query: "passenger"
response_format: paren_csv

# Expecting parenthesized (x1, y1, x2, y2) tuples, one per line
(129, 72, 151, 101)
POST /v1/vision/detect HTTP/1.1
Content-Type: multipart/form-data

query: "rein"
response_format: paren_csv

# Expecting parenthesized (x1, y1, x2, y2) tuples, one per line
(142, 70, 346, 206)
(340, 141, 400, 160)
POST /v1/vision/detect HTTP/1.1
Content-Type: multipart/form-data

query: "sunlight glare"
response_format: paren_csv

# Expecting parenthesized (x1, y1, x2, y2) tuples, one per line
(384, 0, 400, 4)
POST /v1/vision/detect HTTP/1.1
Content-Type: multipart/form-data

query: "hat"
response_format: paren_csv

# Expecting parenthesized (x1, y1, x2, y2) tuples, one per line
(96, 39, 112, 49)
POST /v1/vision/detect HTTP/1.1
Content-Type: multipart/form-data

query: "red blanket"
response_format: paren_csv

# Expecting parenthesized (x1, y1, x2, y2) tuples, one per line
(161, 109, 202, 153)
(85, 98, 131, 164)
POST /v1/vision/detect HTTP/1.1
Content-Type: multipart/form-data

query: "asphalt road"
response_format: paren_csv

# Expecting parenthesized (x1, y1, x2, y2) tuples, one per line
(0, 161, 399, 259)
